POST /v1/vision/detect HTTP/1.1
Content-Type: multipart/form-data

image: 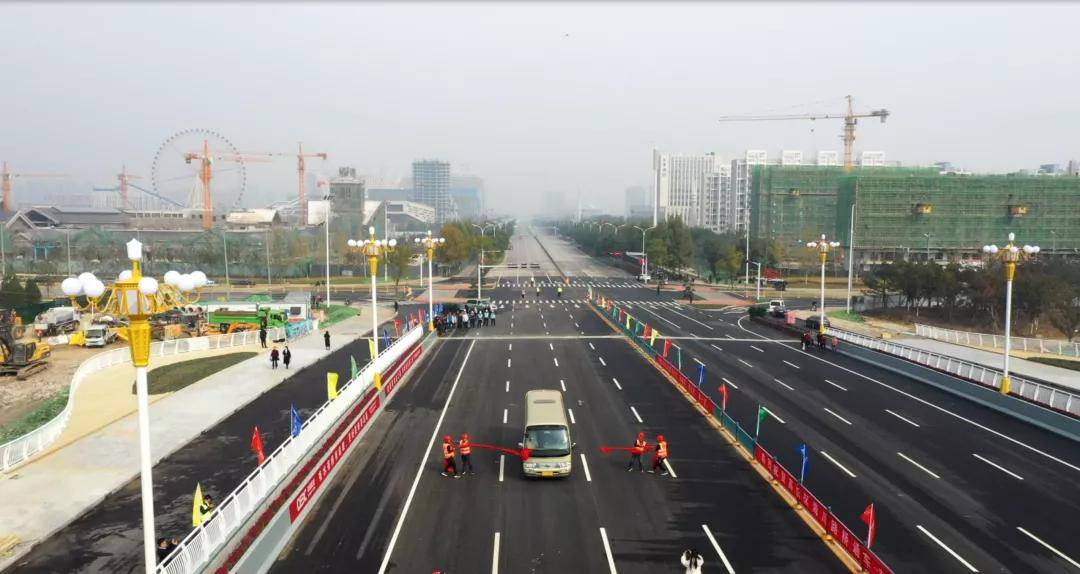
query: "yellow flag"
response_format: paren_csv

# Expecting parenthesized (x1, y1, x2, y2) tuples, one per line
(650, 329, 660, 346)
(327, 372, 339, 400)
(626, 315, 631, 329)
(192, 483, 204, 527)
(374, 371, 383, 391)
(368, 338, 377, 360)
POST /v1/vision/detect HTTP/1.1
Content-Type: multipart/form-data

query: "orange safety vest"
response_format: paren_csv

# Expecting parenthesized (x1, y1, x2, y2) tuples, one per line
(460, 440, 472, 455)
(657, 440, 669, 458)
(443, 443, 455, 459)
(634, 439, 647, 454)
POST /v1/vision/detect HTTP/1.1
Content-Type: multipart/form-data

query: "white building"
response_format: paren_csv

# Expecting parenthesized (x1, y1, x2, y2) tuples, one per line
(860, 151, 887, 167)
(816, 151, 840, 166)
(729, 150, 767, 235)
(702, 165, 732, 233)
(651, 150, 721, 227)
(781, 150, 803, 166)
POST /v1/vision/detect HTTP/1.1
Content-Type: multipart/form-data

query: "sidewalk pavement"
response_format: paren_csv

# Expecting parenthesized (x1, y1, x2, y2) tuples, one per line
(0, 305, 394, 571)
(894, 336, 1080, 393)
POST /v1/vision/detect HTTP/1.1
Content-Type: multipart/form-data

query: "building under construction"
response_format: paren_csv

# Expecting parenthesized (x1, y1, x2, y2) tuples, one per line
(751, 165, 1080, 266)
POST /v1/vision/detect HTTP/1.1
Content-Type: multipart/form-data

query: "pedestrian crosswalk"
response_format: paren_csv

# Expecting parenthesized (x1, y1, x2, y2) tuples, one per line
(488, 298, 693, 311)
(497, 281, 648, 289)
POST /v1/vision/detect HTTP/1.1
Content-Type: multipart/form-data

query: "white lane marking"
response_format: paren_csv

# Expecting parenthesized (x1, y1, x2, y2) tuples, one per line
(693, 357, 706, 367)
(898, 452, 941, 479)
(589, 342, 596, 350)
(823, 407, 853, 425)
(580, 453, 593, 482)
(630, 406, 643, 423)
(721, 377, 739, 389)
(973, 454, 1024, 480)
(499, 455, 505, 482)
(663, 458, 678, 478)
(492, 531, 501, 574)
(575, 322, 580, 328)
(1016, 526, 1080, 569)
(773, 378, 795, 391)
(824, 379, 848, 391)
(612, 378, 622, 390)
(761, 406, 786, 424)
(885, 409, 920, 427)
(503, 409, 508, 424)
(666, 307, 715, 330)
(725, 334, 735, 339)
(916, 525, 979, 572)
(819, 450, 857, 478)
(750, 345, 765, 353)
(782, 360, 800, 369)
(507, 358, 511, 368)
(702, 524, 737, 574)
(560, 379, 567, 392)
(637, 306, 681, 328)
(599, 357, 607, 366)
(710, 344, 724, 352)
(549, 343, 554, 351)
(735, 316, 1080, 475)
(567, 408, 576, 424)
(377, 341, 475, 574)
(554, 357, 559, 367)
(505, 380, 509, 393)
(508, 344, 512, 351)
(738, 359, 754, 368)
(599, 528, 618, 574)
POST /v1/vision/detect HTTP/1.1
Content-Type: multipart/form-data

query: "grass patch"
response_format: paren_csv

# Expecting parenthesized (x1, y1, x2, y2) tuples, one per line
(1027, 356, 1080, 372)
(0, 387, 70, 443)
(827, 310, 866, 323)
(133, 352, 258, 395)
(322, 304, 359, 328)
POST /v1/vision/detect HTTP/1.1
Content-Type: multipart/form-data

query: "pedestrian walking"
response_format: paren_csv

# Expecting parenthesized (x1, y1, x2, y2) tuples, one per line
(459, 432, 475, 475)
(648, 434, 669, 475)
(393, 300, 399, 313)
(282, 345, 292, 369)
(441, 435, 459, 477)
(521, 288, 526, 300)
(324, 330, 331, 350)
(270, 346, 280, 369)
(156, 537, 180, 563)
(490, 308, 496, 326)
(801, 331, 813, 351)
(831, 335, 840, 352)
(817, 332, 827, 351)
(627, 431, 646, 472)
(557, 286, 563, 298)
(536, 286, 541, 297)
(680, 549, 705, 574)
(258, 327, 267, 349)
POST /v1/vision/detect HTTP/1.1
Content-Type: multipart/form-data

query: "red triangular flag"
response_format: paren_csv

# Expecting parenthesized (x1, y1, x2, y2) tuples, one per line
(861, 503, 876, 548)
(251, 426, 266, 465)
(718, 383, 728, 410)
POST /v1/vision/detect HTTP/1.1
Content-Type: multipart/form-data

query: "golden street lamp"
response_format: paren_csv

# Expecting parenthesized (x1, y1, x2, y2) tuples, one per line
(806, 234, 841, 335)
(982, 233, 1040, 395)
(61, 238, 203, 572)
(348, 226, 396, 355)
(414, 230, 446, 332)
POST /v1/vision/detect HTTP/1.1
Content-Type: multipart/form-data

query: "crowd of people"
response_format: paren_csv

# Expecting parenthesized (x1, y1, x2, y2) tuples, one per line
(434, 304, 497, 335)
(801, 330, 840, 352)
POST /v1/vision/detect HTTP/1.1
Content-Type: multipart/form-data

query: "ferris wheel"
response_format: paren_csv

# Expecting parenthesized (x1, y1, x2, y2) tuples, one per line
(151, 128, 248, 214)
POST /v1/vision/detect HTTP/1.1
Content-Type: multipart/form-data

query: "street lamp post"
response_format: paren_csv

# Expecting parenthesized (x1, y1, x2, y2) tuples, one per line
(415, 231, 446, 331)
(806, 234, 841, 333)
(924, 232, 932, 262)
(846, 203, 856, 313)
(477, 248, 503, 300)
(348, 226, 396, 356)
(222, 232, 231, 300)
(632, 225, 656, 280)
(982, 233, 1040, 395)
(1051, 230, 1057, 255)
(62, 241, 203, 572)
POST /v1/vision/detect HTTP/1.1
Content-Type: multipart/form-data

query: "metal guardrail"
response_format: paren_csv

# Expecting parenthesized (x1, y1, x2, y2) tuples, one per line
(832, 327, 1080, 417)
(0, 324, 306, 473)
(914, 323, 1080, 358)
(157, 325, 422, 574)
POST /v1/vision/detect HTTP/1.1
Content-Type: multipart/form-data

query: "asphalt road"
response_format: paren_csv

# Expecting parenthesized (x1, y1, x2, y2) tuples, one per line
(273, 284, 840, 573)
(9, 323, 392, 574)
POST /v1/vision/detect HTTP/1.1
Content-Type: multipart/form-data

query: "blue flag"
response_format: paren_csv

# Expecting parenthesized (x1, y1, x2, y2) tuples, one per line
(798, 443, 809, 483)
(697, 364, 705, 387)
(290, 405, 303, 437)
(382, 327, 391, 348)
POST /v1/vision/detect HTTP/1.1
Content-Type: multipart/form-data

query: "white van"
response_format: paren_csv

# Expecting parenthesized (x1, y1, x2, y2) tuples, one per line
(520, 389, 573, 478)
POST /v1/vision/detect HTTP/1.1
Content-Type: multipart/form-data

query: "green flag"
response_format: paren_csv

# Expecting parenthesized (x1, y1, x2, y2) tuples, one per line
(757, 406, 769, 424)
(350, 356, 359, 380)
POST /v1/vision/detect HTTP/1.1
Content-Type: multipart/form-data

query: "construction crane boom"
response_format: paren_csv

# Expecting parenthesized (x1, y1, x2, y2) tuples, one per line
(1, 161, 68, 213)
(717, 95, 889, 172)
(236, 143, 327, 226)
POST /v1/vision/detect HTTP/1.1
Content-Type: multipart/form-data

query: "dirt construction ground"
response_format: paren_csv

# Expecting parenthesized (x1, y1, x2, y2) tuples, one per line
(0, 344, 95, 429)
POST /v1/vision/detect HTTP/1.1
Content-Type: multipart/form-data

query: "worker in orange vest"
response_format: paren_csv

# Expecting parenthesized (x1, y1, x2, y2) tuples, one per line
(627, 431, 647, 472)
(648, 434, 670, 476)
(441, 435, 459, 478)
(459, 432, 475, 475)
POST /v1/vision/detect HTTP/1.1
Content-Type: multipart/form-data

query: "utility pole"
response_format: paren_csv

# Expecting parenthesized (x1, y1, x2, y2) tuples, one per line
(846, 203, 856, 313)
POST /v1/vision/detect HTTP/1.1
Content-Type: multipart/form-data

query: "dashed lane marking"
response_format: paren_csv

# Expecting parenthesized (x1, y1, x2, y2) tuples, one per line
(916, 525, 979, 573)
(599, 357, 607, 366)
(630, 406, 643, 423)
(580, 453, 593, 482)
(721, 377, 738, 389)
(898, 452, 941, 479)
(599, 528, 618, 574)
(973, 453, 1024, 480)
(738, 359, 753, 369)
(773, 378, 795, 391)
(823, 407, 853, 425)
(782, 360, 800, 369)
(710, 344, 723, 352)
(702, 524, 737, 574)
(499, 455, 505, 482)
(819, 451, 857, 478)
(560, 379, 567, 392)
(492, 532, 500, 574)
(824, 379, 848, 391)
(885, 409, 919, 427)
(567, 408, 576, 424)
(612, 378, 622, 390)
(1016, 526, 1080, 569)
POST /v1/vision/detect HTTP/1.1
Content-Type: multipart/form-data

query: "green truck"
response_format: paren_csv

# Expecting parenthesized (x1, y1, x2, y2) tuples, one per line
(207, 307, 289, 334)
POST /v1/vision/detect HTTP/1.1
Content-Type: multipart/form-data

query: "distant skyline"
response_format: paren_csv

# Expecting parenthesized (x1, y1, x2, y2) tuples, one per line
(2, 2, 1078, 217)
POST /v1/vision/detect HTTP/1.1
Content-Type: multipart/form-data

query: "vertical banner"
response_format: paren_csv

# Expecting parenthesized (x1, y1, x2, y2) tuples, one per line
(663, 339, 672, 357)
(327, 372, 339, 400)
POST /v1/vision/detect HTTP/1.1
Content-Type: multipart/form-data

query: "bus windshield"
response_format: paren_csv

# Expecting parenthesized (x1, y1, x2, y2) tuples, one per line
(524, 425, 570, 457)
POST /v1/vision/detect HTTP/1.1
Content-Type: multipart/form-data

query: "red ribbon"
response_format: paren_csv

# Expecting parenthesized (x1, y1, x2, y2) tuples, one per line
(600, 445, 656, 455)
(469, 443, 533, 460)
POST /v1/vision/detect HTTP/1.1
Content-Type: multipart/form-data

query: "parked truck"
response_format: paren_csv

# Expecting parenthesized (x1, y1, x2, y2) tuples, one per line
(207, 307, 289, 334)
(84, 322, 120, 348)
(33, 306, 79, 338)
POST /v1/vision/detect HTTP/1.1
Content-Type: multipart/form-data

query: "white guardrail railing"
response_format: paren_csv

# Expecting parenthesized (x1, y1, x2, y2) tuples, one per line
(0, 324, 309, 473)
(833, 327, 1080, 418)
(157, 324, 423, 574)
(914, 323, 1080, 358)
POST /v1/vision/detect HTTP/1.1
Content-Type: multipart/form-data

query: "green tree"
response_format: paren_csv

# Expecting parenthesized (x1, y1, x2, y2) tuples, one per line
(862, 265, 897, 309)
(438, 224, 470, 267)
(1050, 286, 1080, 341)
(386, 244, 416, 293)
(664, 217, 694, 273)
(0, 275, 25, 308)
(23, 278, 42, 305)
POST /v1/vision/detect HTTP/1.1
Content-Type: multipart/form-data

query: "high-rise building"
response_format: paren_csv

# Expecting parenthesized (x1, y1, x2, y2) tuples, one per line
(329, 166, 366, 238)
(1067, 160, 1079, 176)
(450, 174, 485, 219)
(860, 151, 886, 167)
(816, 151, 840, 166)
(624, 186, 650, 220)
(412, 159, 452, 223)
(651, 150, 720, 227)
(781, 150, 803, 166)
(702, 165, 732, 233)
(729, 150, 768, 235)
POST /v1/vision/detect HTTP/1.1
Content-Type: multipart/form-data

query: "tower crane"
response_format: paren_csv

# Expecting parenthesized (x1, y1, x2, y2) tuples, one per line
(1, 162, 68, 213)
(183, 141, 272, 230)
(237, 143, 327, 226)
(717, 96, 889, 172)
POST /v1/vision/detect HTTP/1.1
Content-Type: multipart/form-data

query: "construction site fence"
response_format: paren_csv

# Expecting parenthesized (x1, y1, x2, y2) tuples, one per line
(156, 324, 423, 574)
(0, 324, 309, 473)
(832, 327, 1080, 418)
(914, 323, 1080, 359)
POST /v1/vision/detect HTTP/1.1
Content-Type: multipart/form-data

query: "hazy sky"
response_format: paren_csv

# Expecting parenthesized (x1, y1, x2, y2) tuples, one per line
(2, 2, 1078, 216)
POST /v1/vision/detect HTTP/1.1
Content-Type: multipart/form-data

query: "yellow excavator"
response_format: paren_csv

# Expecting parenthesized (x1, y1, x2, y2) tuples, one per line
(0, 310, 50, 379)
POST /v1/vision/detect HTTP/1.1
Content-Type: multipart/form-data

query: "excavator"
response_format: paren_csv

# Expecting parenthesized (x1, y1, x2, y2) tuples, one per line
(0, 309, 50, 379)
